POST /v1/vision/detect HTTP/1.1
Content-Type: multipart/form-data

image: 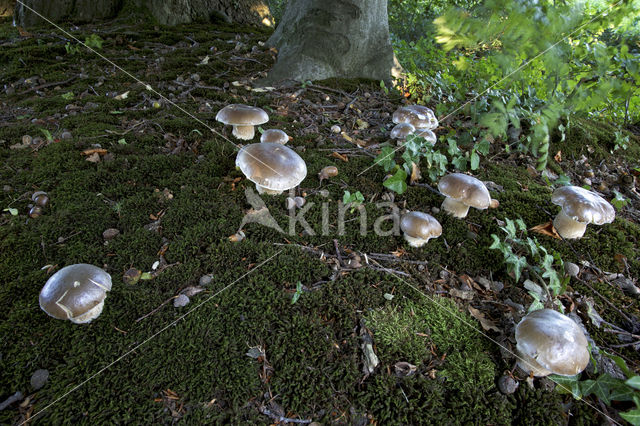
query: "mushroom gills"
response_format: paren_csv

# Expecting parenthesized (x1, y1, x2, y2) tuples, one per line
(69, 300, 105, 324)
(441, 197, 471, 218)
(553, 210, 588, 239)
(256, 184, 284, 195)
(403, 234, 432, 248)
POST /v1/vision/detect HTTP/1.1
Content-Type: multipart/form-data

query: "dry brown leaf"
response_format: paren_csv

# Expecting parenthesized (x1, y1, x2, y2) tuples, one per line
(410, 162, 422, 185)
(468, 306, 500, 332)
(82, 148, 108, 156)
(391, 247, 407, 257)
(529, 221, 561, 239)
(330, 152, 348, 162)
(85, 152, 101, 163)
(554, 150, 562, 162)
(17, 27, 32, 37)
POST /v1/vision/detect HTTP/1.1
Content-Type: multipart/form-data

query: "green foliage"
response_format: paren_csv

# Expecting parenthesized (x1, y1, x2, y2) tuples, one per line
(611, 190, 630, 211)
(489, 218, 568, 311)
(291, 281, 303, 304)
(343, 190, 365, 212)
(553, 352, 640, 425)
(65, 34, 104, 55)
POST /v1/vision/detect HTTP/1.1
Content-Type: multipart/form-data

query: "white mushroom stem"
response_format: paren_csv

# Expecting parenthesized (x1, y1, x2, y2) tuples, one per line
(553, 210, 588, 239)
(69, 300, 105, 324)
(255, 184, 283, 196)
(441, 197, 470, 218)
(403, 233, 431, 248)
(232, 125, 256, 140)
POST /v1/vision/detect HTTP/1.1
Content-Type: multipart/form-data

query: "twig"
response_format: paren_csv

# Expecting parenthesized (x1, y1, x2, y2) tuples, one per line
(135, 296, 177, 322)
(258, 406, 311, 424)
(0, 391, 23, 411)
(18, 76, 78, 95)
(333, 239, 343, 265)
(343, 96, 358, 114)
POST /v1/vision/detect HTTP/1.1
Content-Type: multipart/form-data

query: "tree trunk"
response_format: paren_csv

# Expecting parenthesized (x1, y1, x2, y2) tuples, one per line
(15, 0, 273, 27)
(264, 0, 395, 84)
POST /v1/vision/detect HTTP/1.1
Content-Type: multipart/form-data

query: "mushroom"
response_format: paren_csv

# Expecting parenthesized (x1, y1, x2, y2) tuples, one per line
(515, 309, 589, 377)
(400, 211, 442, 247)
(392, 105, 438, 129)
(437, 173, 492, 218)
(31, 191, 49, 208)
(413, 128, 437, 145)
(236, 143, 307, 195)
(260, 128, 289, 145)
(390, 123, 415, 143)
(318, 166, 338, 183)
(29, 206, 43, 218)
(216, 104, 269, 140)
(39, 264, 112, 324)
(551, 185, 615, 239)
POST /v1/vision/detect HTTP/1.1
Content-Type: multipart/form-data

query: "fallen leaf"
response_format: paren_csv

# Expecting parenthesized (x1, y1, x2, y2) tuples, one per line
(17, 27, 32, 37)
(330, 152, 348, 162)
(229, 231, 245, 242)
(81, 148, 108, 156)
(554, 150, 562, 162)
(114, 91, 129, 100)
(614, 254, 627, 272)
(85, 152, 101, 163)
(394, 361, 417, 377)
(410, 162, 421, 185)
(468, 306, 500, 332)
(340, 132, 353, 143)
(449, 287, 474, 300)
(529, 221, 561, 239)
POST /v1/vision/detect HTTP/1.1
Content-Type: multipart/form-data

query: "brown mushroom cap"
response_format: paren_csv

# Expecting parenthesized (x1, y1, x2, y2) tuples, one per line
(392, 105, 438, 129)
(551, 186, 615, 225)
(400, 211, 442, 247)
(236, 143, 307, 194)
(216, 104, 269, 140)
(260, 129, 289, 144)
(515, 309, 590, 376)
(438, 173, 491, 218)
(390, 123, 415, 140)
(39, 264, 112, 324)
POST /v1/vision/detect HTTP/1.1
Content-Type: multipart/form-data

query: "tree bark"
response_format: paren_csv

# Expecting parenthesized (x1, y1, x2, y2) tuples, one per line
(264, 0, 395, 84)
(15, 0, 273, 27)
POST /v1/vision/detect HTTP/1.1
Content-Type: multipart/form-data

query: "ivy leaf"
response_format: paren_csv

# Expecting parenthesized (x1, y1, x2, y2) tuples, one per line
(620, 409, 640, 426)
(506, 254, 527, 282)
(551, 374, 582, 399)
(475, 138, 491, 155)
(581, 373, 619, 405)
(470, 150, 480, 170)
(626, 376, 640, 390)
(374, 147, 396, 172)
(383, 168, 408, 194)
(451, 155, 467, 171)
(611, 190, 629, 210)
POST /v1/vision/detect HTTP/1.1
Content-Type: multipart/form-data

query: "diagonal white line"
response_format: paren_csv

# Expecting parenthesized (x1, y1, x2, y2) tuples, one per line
(357, 0, 623, 178)
(22, 250, 283, 424)
(14, 0, 286, 180)
(366, 257, 623, 426)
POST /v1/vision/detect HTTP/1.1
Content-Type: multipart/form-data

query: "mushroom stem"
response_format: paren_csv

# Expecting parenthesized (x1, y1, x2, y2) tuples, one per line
(403, 233, 430, 248)
(69, 300, 105, 324)
(232, 125, 256, 140)
(441, 197, 470, 218)
(256, 184, 283, 196)
(553, 210, 587, 239)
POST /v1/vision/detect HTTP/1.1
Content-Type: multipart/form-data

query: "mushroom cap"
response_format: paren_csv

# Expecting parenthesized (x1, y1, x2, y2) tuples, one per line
(515, 309, 590, 376)
(390, 123, 415, 140)
(551, 186, 615, 225)
(400, 211, 442, 240)
(438, 173, 491, 209)
(236, 143, 307, 192)
(260, 128, 289, 144)
(392, 105, 438, 129)
(413, 128, 437, 145)
(216, 104, 268, 126)
(39, 264, 112, 322)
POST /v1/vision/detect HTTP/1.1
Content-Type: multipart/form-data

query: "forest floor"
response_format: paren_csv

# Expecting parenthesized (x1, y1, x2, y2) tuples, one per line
(1, 16, 640, 425)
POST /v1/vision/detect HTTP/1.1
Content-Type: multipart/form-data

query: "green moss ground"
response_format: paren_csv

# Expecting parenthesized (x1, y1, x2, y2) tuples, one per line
(1, 18, 638, 425)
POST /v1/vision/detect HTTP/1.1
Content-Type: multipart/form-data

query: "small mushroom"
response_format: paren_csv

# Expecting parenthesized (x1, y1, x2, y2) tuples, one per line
(438, 173, 491, 218)
(392, 105, 438, 129)
(413, 128, 437, 145)
(390, 123, 415, 143)
(260, 128, 289, 145)
(31, 191, 49, 208)
(29, 205, 43, 218)
(515, 309, 589, 377)
(236, 143, 307, 195)
(400, 211, 442, 247)
(551, 185, 615, 239)
(39, 264, 112, 324)
(216, 104, 269, 140)
(318, 166, 338, 182)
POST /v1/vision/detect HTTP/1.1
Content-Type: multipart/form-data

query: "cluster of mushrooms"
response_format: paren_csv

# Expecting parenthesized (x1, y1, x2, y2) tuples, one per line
(37, 102, 617, 380)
